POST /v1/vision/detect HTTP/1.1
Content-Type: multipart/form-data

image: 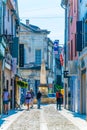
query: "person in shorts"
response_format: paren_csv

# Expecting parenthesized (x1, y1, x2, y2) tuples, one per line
(3, 88, 10, 114)
(56, 90, 63, 110)
(25, 91, 31, 110)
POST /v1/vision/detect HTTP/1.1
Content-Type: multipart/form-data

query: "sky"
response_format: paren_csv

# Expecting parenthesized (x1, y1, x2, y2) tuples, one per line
(18, 0, 65, 45)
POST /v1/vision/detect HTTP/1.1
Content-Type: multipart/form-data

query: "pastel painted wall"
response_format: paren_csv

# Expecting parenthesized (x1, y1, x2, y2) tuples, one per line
(69, 0, 78, 60)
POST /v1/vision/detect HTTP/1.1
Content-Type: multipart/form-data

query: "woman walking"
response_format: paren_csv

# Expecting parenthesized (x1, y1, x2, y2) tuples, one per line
(30, 89, 34, 108)
(3, 88, 10, 114)
(25, 91, 31, 110)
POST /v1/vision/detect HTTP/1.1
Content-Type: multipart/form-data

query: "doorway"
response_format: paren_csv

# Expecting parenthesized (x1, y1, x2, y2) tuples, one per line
(81, 69, 86, 114)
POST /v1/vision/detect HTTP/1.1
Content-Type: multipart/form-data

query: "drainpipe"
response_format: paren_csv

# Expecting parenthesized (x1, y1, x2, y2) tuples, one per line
(0, 1, 3, 34)
(61, 0, 68, 109)
(0, 0, 3, 115)
(64, 8, 68, 109)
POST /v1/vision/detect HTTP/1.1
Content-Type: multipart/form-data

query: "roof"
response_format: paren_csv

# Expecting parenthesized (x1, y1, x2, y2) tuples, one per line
(20, 22, 50, 34)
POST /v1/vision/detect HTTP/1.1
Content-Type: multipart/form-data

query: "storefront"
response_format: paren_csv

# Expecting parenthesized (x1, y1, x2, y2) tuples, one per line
(79, 51, 87, 115)
(14, 77, 28, 107)
(0, 37, 6, 114)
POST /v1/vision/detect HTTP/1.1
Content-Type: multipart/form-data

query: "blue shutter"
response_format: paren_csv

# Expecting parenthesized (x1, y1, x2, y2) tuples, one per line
(84, 14, 87, 47)
(35, 50, 41, 64)
(19, 44, 24, 67)
(10, 37, 19, 64)
(76, 21, 82, 51)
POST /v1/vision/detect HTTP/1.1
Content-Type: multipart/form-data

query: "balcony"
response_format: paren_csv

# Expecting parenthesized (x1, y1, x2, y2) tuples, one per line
(68, 60, 78, 76)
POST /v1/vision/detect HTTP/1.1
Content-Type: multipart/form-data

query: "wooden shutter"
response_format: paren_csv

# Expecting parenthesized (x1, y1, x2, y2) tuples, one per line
(19, 44, 24, 67)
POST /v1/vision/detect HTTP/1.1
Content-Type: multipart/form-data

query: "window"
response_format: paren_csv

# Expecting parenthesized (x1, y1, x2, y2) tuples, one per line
(71, 40, 73, 60)
(6, 80, 9, 91)
(76, 21, 82, 51)
(28, 47, 31, 52)
(10, 78, 13, 86)
(75, 34, 77, 57)
(35, 50, 41, 64)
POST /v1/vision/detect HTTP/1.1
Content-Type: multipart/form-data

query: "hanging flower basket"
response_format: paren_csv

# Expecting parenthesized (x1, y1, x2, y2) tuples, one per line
(17, 80, 28, 88)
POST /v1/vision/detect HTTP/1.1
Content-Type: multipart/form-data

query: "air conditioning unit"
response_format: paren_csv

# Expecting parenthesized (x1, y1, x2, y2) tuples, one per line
(68, 60, 78, 75)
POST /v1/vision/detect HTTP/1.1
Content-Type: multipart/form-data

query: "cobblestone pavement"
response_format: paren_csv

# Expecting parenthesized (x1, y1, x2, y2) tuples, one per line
(7, 105, 80, 130)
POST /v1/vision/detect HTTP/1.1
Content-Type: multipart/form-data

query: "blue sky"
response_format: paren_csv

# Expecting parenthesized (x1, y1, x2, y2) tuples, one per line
(18, 0, 64, 44)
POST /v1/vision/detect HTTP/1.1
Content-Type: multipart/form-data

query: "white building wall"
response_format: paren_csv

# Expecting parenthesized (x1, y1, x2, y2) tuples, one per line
(5, 6, 11, 34)
(19, 22, 54, 94)
(79, 0, 87, 20)
(20, 27, 48, 64)
(13, 18, 16, 36)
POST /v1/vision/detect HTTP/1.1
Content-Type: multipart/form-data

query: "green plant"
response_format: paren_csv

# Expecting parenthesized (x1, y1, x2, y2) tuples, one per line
(54, 84, 63, 91)
(17, 81, 28, 88)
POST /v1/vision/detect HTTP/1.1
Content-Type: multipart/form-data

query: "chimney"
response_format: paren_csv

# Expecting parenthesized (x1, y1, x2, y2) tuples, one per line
(26, 19, 29, 26)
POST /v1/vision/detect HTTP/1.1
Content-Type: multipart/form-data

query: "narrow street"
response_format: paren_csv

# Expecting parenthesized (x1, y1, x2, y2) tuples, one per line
(6, 105, 80, 130)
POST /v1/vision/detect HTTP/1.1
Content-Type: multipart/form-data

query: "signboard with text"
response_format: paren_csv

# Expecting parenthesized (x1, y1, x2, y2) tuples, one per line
(53, 40, 59, 54)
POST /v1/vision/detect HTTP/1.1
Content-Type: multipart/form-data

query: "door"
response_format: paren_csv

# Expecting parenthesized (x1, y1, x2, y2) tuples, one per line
(81, 69, 86, 114)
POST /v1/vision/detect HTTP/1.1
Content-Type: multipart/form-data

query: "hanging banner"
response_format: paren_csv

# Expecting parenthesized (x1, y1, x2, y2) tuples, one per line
(53, 40, 59, 54)
(60, 54, 64, 66)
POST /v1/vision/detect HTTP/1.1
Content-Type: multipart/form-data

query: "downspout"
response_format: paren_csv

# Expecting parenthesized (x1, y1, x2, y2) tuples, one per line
(61, 0, 68, 109)
(61, 1, 67, 69)
(3, 2, 5, 34)
(0, 0, 3, 115)
(0, 1, 3, 34)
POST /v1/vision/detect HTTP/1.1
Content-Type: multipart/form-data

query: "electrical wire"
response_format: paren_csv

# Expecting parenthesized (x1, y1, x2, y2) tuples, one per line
(19, 16, 64, 20)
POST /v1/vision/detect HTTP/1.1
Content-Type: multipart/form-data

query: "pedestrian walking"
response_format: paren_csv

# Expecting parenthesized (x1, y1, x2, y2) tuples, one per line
(3, 88, 10, 114)
(25, 91, 31, 110)
(36, 90, 42, 109)
(30, 89, 34, 108)
(56, 90, 63, 110)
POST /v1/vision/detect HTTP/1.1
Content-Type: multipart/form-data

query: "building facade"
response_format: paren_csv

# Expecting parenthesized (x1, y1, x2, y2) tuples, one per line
(61, 0, 79, 112)
(61, 0, 87, 118)
(19, 20, 54, 95)
(0, 0, 19, 114)
(77, 0, 87, 115)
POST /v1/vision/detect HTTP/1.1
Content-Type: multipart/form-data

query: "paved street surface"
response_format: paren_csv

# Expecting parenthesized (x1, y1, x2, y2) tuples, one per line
(0, 104, 82, 130)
